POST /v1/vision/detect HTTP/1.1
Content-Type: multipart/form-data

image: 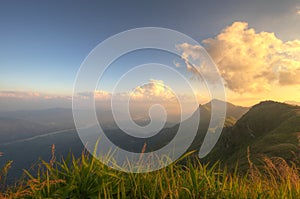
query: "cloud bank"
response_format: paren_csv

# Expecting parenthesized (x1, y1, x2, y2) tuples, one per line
(77, 79, 199, 121)
(178, 21, 300, 93)
(77, 79, 199, 103)
(0, 91, 72, 111)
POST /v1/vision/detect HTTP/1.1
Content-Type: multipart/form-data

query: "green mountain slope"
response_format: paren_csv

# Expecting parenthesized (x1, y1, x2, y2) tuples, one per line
(200, 99, 249, 127)
(203, 101, 300, 170)
(185, 100, 248, 152)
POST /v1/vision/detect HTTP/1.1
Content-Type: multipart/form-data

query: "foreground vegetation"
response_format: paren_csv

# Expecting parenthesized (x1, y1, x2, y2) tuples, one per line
(1, 149, 300, 199)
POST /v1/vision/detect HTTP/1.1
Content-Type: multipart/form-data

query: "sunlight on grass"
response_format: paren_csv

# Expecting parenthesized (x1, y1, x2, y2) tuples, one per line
(1, 147, 300, 199)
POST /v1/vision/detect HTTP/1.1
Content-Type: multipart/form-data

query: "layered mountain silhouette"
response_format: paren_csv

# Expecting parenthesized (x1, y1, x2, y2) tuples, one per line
(0, 108, 75, 144)
(0, 117, 50, 144)
(1, 100, 299, 182)
(103, 99, 249, 153)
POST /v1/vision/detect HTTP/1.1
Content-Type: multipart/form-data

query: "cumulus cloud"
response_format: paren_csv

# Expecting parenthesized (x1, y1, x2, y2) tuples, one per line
(77, 90, 112, 100)
(77, 79, 179, 103)
(178, 21, 300, 93)
(94, 90, 111, 100)
(130, 79, 177, 102)
(177, 43, 221, 84)
(76, 79, 199, 121)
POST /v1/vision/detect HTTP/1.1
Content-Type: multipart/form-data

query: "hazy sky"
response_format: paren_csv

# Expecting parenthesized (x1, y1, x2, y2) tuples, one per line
(1, 0, 300, 111)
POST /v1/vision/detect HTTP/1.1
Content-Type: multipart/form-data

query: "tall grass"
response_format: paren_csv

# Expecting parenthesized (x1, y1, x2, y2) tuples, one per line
(1, 148, 300, 199)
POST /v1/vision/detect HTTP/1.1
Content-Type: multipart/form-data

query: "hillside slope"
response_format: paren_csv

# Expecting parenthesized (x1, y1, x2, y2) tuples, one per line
(203, 101, 300, 170)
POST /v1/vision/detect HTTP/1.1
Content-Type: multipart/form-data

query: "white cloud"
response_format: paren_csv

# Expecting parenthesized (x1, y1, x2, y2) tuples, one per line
(130, 79, 177, 102)
(77, 79, 179, 103)
(178, 21, 300, 93)
(80, 79, 200, 121)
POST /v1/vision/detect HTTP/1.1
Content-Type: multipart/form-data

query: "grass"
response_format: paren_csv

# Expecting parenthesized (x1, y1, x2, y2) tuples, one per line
(1, 147, 300, 199)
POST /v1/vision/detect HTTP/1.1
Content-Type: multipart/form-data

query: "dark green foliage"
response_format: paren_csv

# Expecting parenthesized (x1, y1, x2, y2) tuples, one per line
(203, 101, 300, 171)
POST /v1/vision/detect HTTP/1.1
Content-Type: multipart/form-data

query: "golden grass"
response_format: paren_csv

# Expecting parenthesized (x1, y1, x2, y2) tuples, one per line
(1, 147, 300, 198)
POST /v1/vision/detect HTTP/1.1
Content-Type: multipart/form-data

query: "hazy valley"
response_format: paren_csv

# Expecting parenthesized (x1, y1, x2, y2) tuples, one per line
(1, 100, 299, 184)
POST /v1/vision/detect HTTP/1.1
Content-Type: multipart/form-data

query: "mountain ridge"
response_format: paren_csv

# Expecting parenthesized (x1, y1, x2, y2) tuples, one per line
(202, 100, 300, 170)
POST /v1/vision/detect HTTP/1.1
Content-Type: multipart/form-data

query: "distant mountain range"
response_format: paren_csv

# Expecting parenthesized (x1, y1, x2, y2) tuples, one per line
(0, 100, 250, 156)
(102, 99, 249, 153)
(1, 100, 300, 182)
(0, 108, 75, 144)
(198, 99, 249, 127)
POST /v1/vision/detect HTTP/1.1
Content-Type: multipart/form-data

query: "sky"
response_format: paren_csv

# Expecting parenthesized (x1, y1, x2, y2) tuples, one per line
(0, 0, 300, 111)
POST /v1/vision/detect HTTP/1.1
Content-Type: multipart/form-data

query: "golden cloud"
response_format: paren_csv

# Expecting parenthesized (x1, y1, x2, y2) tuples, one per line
(76, 79, 179, 103)
(178, 21, 300, 93)
(94, 90, 112, 100)
(130, 79, 177, 102)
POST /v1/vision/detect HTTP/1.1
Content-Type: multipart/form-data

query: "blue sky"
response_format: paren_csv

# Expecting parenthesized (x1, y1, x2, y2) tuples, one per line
(0, 0, 300, 110)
